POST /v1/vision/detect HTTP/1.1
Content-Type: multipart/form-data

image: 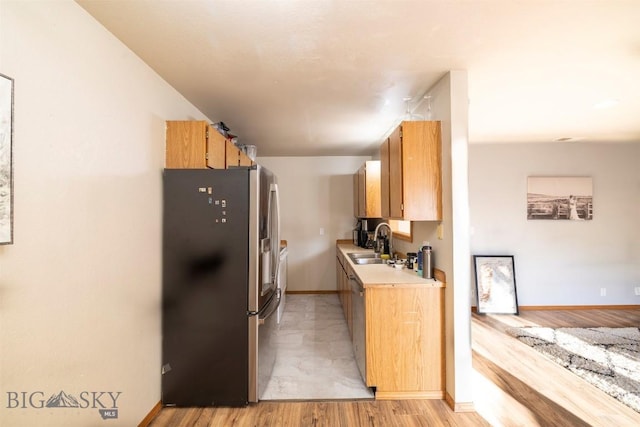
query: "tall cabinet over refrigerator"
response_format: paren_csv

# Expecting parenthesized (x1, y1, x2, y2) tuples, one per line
(162, 166, 281, 406)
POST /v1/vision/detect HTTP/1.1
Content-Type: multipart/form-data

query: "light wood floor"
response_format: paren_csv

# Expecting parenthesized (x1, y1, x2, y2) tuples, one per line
(472, 308, 640, 427)
(148, 308, 640, 427)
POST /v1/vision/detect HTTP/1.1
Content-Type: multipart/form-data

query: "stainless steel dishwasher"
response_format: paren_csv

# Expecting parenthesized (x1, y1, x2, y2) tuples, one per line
(350, 273, 366, 383)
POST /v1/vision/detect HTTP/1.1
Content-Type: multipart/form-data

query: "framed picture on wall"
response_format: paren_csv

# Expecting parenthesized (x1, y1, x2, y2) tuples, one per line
(0, 73, 14, 245)
(527, 176, 593, 220)
(473, 255, 518, 314)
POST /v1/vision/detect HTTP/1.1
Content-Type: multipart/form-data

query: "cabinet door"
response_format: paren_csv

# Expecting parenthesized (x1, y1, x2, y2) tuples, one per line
(380, 138, 390, 219)
(401, 121, 442, 220)
(388, 125, 403, 218)
(365, 286, 444, 393)
(357, 166, 366, 217)
(364, 161, 381, 218)
(238, 151, 253, 167)
(225, 140, 239, 167)
(207, 126, 226, 169)
(353, 173, 360, 217)
(224, 140, 253, 168)
(355, 161, 382, 218)
(165, 121, 208, 168)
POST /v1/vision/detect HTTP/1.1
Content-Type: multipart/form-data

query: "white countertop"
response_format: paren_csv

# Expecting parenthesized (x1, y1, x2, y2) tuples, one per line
(337, 243, 444, 288)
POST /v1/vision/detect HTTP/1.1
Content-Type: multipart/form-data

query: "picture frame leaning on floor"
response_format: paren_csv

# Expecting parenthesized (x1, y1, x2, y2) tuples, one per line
(473, 255, 518, 314)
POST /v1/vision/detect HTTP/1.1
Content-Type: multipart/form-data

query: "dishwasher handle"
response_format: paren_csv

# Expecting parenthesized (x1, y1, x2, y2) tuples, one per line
(348, 274, 364, 293)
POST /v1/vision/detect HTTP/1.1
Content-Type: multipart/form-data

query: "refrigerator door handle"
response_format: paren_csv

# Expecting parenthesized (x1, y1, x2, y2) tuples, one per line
(258, 290, 281, 325)
(259, 236, 273, 296)
(269, 183, 281, 287)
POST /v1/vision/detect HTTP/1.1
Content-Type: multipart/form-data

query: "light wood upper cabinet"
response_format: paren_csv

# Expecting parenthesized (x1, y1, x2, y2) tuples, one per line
(225, 140, 254, 168)
(166, 121, 215, 168)
(380, 121, 442, 221)
(165, 120, 253, 169)
(353, 174, 360, 219)
(357, 166, 366, 217)
(388, 125, 403, 219)
(354, 160, 382, 218)
(380, 138, 390, 219)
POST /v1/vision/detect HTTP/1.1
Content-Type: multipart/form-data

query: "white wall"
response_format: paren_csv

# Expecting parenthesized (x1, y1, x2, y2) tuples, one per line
(0, 2, 209, 426)
(469, 142, 640, 305)
(257, 156, 370, 292)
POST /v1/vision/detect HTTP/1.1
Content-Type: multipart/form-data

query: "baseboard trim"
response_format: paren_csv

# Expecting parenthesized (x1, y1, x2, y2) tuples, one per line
(138, 401, 162, 427)
(472, 304, 640, 312)
(520, 304, 640, 310)
(445, 392, 475, 412)
(375, 390, 444, 400)
(286, 290, 338, 295)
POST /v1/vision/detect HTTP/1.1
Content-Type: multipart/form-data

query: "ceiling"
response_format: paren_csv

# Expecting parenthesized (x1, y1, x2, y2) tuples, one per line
(77, 1, 640, 156)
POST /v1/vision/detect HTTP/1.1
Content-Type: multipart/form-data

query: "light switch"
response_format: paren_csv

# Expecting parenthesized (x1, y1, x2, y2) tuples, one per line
(437, 224, 444, 240)
(319, 227, 325, 236)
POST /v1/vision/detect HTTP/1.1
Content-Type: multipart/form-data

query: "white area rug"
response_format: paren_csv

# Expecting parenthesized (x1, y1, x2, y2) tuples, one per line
(507, 326, 640, 413)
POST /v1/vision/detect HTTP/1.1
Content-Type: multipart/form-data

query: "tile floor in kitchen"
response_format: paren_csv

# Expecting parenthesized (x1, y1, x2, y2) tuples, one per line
(261, 294, 375, 400)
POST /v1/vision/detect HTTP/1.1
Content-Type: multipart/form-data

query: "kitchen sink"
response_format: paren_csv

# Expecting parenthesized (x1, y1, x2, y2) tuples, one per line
(352, 258, 385, 265)
(347, 253, 384, 264)
(347, 252, 381, 260)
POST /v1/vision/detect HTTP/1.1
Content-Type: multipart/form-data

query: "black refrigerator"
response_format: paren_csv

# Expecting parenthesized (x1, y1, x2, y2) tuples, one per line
(161, 166, 281, 406)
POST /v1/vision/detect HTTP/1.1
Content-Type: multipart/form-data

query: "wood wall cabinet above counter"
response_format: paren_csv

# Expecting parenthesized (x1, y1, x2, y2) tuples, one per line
(165, 120, 254, 169)
(354, 160, 381, 218)
(380, 121, 442, 221)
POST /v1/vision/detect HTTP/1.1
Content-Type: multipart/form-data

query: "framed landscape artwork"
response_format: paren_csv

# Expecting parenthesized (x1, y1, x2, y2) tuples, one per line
(473, 255, 519, 314)
(0, 73, 13, 244)
(527, 176, 593, 221)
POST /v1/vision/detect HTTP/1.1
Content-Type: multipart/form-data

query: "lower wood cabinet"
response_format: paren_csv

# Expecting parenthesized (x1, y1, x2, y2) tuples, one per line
(365, 285, 445, 399)
(335, 246, 445, 400)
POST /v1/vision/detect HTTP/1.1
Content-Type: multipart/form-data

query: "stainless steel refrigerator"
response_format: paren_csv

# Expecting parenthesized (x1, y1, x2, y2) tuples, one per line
(161, 166, 281, 406)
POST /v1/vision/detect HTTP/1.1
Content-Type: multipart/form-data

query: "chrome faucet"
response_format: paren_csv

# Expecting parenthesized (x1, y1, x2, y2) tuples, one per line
(373, 222, 393, 256)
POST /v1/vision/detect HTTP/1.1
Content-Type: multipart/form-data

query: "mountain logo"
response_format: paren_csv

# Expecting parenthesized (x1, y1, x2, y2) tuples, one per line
(7, 389, 121, 420)
(45, 391, 80, 408)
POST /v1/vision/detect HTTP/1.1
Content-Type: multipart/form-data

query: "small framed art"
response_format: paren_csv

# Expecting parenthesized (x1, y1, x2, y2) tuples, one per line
(473, 255, 518, 314)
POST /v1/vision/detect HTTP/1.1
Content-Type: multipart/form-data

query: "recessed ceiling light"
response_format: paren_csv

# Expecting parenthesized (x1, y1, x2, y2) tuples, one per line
(593, 98, 620, 109)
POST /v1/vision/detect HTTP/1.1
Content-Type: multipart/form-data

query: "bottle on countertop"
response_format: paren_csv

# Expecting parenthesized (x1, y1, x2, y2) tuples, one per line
(421, 244, 433, 279)
(417, 241, 429, 276)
